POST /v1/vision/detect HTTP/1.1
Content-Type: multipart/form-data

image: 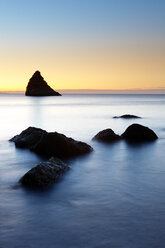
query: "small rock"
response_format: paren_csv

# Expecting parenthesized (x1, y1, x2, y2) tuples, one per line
(113, 114, 141, 119)
(121, 123, 158, 142)
(20, 157, 69, 188)
(92, 129, 120, 142)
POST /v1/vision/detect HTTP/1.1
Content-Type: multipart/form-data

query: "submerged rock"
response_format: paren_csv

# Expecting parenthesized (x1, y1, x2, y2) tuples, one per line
(20, 157, 69, 188)
(92, 129, 120, 142)
(10, 127, 93, 158)
(113, 114, 141, 119)
(121, 123, 158, 142)
(25, 71, 61, 96)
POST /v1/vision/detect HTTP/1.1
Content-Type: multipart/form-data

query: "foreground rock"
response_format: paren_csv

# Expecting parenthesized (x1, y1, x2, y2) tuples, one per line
(20, 157, 69, 188)
(92, 129, 120, 142)
(25, 71, 61, 96)
(121, 124, 158, 142)
(10, 127, 46, 148)
(113, 114, 141, 119)
(10, 127, 93, 158)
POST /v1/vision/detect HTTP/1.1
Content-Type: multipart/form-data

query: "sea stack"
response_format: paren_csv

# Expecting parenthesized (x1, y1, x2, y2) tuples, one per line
(25, 71, 61, 96)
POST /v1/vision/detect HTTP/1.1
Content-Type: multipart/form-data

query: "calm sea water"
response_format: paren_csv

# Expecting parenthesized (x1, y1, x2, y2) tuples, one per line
(0, 93, 165, 248)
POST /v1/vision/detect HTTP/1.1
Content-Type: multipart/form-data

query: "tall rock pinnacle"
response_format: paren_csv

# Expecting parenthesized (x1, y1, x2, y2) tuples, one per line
(25, 71, 61, 96)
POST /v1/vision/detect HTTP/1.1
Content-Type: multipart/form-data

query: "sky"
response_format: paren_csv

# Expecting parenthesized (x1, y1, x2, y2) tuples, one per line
(0, 0, 165, 92)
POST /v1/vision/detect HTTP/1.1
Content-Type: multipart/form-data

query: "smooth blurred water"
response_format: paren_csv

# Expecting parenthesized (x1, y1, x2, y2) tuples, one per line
(0, 93, 165, 248)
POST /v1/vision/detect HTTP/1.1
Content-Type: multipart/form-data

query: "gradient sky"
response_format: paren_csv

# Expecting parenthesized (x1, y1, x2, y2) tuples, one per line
(0, 0, 165, 91)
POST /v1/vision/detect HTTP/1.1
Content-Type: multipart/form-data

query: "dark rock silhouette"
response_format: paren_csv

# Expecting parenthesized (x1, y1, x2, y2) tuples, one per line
(92, 129, 120, 143)
(113, 114, 141, 119)
(10, 127, 93, 158)
(121, 124, 158, 142)
(10, 127, 46, 148)
(20, 157, 69, 188)
(25, 71, 61, 96)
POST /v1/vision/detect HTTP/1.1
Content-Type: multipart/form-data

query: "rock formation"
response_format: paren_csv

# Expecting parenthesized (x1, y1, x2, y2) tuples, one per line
(20, 157, 69, 188)
(25, 71, 61, 96)
(113, 114, 141, 119)
(92, 129, 120, 143)
(10, 127, 93, 158)
(121, 123, 158, 142)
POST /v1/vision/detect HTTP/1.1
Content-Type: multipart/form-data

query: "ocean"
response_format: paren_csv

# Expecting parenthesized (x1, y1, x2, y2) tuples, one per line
(0, 93, 165, 248)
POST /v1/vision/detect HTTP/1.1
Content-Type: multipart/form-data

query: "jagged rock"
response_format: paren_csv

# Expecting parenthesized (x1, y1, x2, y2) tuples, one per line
(20, 157, 69, 188)
(121, 123, 158, 142)
(113, 114, 141, 119)
(25, 71, 61, 96)
(92, 129, 120, 143)
(10, 127, 93, 158)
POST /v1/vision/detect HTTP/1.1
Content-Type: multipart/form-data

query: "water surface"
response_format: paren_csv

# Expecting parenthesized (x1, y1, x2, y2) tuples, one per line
(0, 94, 165, 248)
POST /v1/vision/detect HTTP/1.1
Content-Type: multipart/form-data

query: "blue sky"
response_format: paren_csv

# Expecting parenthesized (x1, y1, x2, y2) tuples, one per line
(1, 0, 164, 36)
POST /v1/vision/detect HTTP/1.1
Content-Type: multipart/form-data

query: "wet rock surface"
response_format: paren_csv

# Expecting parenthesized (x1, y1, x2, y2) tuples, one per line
(92, 129, 120, 142)
(20, 157, 69, 188)
(10, 127, 46, 148)
(121, 123, 158, 142)
(10, 127, 93, 158)
(25, 71, 61, 96)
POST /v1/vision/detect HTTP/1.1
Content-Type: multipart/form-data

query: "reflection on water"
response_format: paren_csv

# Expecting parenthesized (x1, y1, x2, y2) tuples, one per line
(0, 94, 165, 248)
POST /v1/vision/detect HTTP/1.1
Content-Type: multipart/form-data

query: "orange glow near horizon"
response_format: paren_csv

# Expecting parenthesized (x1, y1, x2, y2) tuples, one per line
(0, 42, 165, 92)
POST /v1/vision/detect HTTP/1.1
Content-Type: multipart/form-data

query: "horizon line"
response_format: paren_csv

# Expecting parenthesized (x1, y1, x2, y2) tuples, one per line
(0, 88, 165, 94)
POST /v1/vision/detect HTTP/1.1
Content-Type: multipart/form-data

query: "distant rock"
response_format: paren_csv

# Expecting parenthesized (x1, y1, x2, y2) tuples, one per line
(10, 127, 93, 158)
(25, 71, 61, 96)
(113, 114, 141, 119)
(92, 129, 120, 142)
(20, 157, 69, 188)
(121, 123, 158, 142)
